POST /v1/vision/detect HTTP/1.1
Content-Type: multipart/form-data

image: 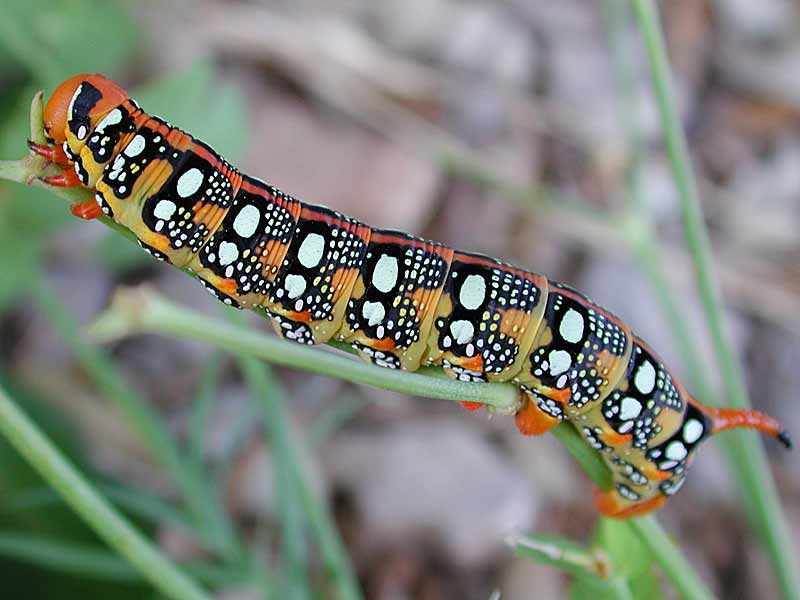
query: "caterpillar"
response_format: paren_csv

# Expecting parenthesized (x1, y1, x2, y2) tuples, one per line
(30, 73, 791, 518)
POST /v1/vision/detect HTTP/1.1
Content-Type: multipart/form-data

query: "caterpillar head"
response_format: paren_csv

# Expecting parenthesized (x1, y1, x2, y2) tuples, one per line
(43, 74, 129, 151)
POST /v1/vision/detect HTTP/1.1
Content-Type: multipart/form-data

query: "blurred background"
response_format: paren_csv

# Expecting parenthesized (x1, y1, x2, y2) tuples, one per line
(0, 1, 798, 598)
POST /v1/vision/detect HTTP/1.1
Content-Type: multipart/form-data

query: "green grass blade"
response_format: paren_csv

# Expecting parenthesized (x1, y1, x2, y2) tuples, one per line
(294, 467, 363, 600)
(627, 517, 715, 600)
(0, 531, 244, 586)
(31, 279, 243, 562)
(187, 353, 223, 475)
(0, 531, 145, 582)
(630, 2, 800, 597)
(239, 355, 311, 600)
(0, 383, 213, 600)
(6, 483, 197, 540)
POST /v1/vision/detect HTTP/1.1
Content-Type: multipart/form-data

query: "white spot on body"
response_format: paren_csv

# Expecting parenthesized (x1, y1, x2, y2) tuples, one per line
(95, 108, 122, 133)
(108, 155, 125, 180)
(76, 125, 87, 140)
(620, 396, 643, 420)
(233, 205, 260, 238)
(176, 168, 204, 198)
(459, 275, 486, 310)
(450, 320, 474, 345)
(218, 242, 239, 266)
(298, 233, 325, 268)
(124, 134, 146, 157)
(683, 419, 704, 444)
(665, 441, 688, 461)
(634, 361, 656, 395)
(362, 301, 386, 326)
(154, 200, 177, 220)
(372, 254, 399, 293)
(285, 274, 307, 299)
(548, 349, 572, 376)
(559, 308, 585, 343)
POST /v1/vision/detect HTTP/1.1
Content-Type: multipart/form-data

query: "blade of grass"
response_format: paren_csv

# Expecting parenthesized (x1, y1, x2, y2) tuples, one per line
(187, 353, 223, 476)
(0, 383, 213, 600)
(239, 355, 312, 600)
(294, 464, 363, 600)
(630, 2, 800, 598)
(6, 483, 197, 540)
(30, 279, 243, 563)
(0, 531, 240, 586)
(0, 530, 142, 582)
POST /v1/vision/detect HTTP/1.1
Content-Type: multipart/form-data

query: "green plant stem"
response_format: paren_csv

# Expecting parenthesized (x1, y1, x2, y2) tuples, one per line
(241, 355, 363, 600)
(31, 280, 243, 563)
(552, 424, 613, 491)
(631, 2, 800, 598)
(88, 287, 521, 413)
(88, 287, 717, 600)
(0, 383, 213, 600)
(239, 356, 312, 600)
(294, 466, 363, 600)
(629, 516, 716, 600)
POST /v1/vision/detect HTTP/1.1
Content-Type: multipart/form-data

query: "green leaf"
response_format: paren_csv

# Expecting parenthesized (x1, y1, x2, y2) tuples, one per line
(0, 0, 137, 87)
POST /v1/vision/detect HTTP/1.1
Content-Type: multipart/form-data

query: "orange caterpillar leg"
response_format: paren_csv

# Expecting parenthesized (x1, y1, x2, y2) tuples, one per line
(460, 401, 484, 412)
(28, 140, 70, 165)
(70, 199, 103, 221)
(593, 487, 667, 519)
(41, 168, 82, 188)
(514, 395, 561, 436)
(695, 401, 792, 449)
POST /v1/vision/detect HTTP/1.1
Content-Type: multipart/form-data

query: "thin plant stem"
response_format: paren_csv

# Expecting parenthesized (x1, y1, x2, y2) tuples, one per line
(239, 356, 312, 600)
(31, 280, 244, 563)
(631, 2, 800, 598)
(628, 516, 716, 600)
(0, 383, 213, 600)
(88, 287, 715, 600)
(88, 287, 522, 413)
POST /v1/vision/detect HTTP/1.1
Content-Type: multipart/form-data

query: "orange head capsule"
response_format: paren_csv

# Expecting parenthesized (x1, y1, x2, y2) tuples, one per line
(43, 74, 129, 147)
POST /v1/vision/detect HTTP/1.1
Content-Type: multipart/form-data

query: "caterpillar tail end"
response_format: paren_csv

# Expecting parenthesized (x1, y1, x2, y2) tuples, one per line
(695, 400, 792, 450)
